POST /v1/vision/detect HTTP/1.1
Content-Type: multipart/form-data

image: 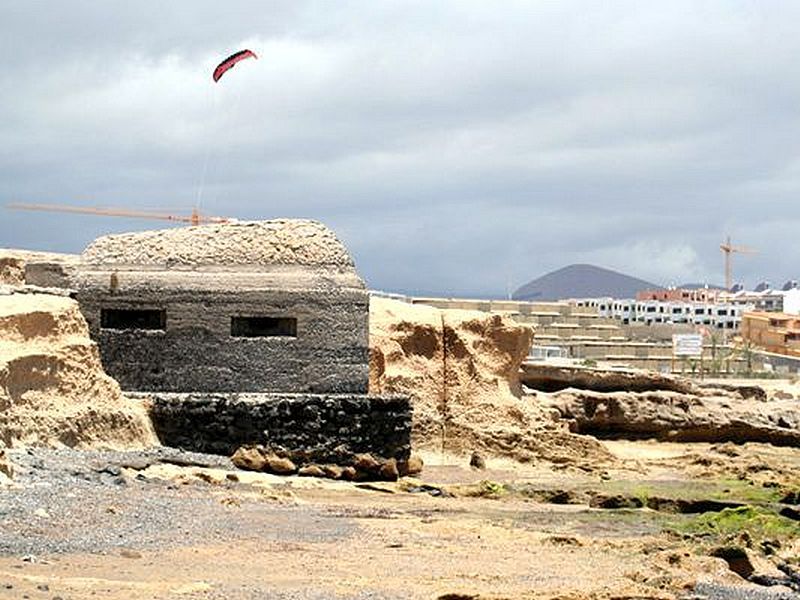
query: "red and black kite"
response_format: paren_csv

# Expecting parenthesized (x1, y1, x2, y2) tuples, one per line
(213, 49, 258, 82)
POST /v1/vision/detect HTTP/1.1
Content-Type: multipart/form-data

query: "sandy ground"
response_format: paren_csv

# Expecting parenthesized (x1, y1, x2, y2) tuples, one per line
(2, 441, 799, 600)
(0, 499, 684, 599)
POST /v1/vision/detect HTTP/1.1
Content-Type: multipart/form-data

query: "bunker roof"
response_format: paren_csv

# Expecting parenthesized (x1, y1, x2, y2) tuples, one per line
(81, 219, 356, 271)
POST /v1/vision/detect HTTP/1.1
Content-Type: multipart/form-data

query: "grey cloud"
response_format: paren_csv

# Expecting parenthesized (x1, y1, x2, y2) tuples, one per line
(2, 1, 800, 296)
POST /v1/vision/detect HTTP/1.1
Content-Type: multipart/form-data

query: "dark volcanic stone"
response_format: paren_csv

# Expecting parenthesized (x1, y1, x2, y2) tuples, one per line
(147, 392, 411, 461)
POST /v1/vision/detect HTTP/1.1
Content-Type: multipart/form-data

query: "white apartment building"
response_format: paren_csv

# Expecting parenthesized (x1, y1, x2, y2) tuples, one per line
(575, 297, 752, 329)
(720, 288, 800, 314)
(574, 286, 800, 330)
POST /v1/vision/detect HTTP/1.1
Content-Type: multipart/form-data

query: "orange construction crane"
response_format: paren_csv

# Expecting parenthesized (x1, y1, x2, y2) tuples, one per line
(720, 235, 757, 291)
(6, 202, 232, 227)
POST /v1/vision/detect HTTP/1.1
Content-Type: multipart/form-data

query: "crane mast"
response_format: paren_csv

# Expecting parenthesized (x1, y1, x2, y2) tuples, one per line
(720, 235, 757, 291)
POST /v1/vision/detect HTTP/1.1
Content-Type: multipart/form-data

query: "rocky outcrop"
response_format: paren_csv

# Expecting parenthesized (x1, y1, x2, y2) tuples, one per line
(0, 292, 156, 449)
(231, 444, 422, 481)
(0, 257, 25, 286)
(521, 363, 701, 394)
(544, 389, 800, 446)
(697, 382, 767, 402)
(369, 297, 615, 465)
(0, 249, 79, 288)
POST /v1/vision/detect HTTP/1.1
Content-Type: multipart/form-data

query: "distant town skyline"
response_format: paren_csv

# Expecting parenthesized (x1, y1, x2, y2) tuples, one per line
(2, 1, 799, 296)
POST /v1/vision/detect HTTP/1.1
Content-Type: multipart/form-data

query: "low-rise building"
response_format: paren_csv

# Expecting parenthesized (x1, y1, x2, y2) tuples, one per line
(636, 283, 800, 312)
(636, 287, 722, 303)
(574, 297, 751, 330)
(741, 312, 800, 357)
(720, 289, 788, 313)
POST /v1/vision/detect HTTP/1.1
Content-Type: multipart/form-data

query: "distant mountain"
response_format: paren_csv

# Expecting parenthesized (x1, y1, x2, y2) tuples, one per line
(512, 264, 659, 301)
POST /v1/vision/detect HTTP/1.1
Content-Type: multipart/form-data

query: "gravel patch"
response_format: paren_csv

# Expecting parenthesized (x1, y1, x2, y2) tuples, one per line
(690, 582, 800, 600)
(0, 447, 355, 556)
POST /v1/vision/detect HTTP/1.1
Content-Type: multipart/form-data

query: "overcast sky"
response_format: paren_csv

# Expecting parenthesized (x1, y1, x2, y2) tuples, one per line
(2, 1, 799, 296)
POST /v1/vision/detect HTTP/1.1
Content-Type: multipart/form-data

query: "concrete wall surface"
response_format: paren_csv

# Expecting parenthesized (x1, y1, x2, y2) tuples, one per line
(79, 286, 369, 393)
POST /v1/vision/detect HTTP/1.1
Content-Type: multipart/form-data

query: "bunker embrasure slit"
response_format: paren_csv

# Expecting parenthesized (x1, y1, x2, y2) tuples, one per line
(100, 308, 166, 331)
(231, 316, 297, 338)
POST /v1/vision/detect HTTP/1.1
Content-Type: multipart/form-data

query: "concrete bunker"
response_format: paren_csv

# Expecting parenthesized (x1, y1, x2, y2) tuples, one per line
(76, 219, 369, 394)
(73, 220, 410, 462)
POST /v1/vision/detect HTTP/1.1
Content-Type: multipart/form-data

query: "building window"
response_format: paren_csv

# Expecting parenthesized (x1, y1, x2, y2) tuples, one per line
(231, 316, 297, 338)
(100, 308, 166, 331)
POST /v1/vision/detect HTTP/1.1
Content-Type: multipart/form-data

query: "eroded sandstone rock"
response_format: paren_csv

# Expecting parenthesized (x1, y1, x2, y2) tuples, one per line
(544, 389, 800, 446)
(398, 454, 424, 476)
(0, 292, 156, 449)
(298, 464, 325, 478)
(369, 297, 614, 466)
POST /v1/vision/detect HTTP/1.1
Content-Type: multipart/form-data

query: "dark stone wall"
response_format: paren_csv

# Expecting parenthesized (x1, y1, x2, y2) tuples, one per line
(143, 392, 411, 460)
